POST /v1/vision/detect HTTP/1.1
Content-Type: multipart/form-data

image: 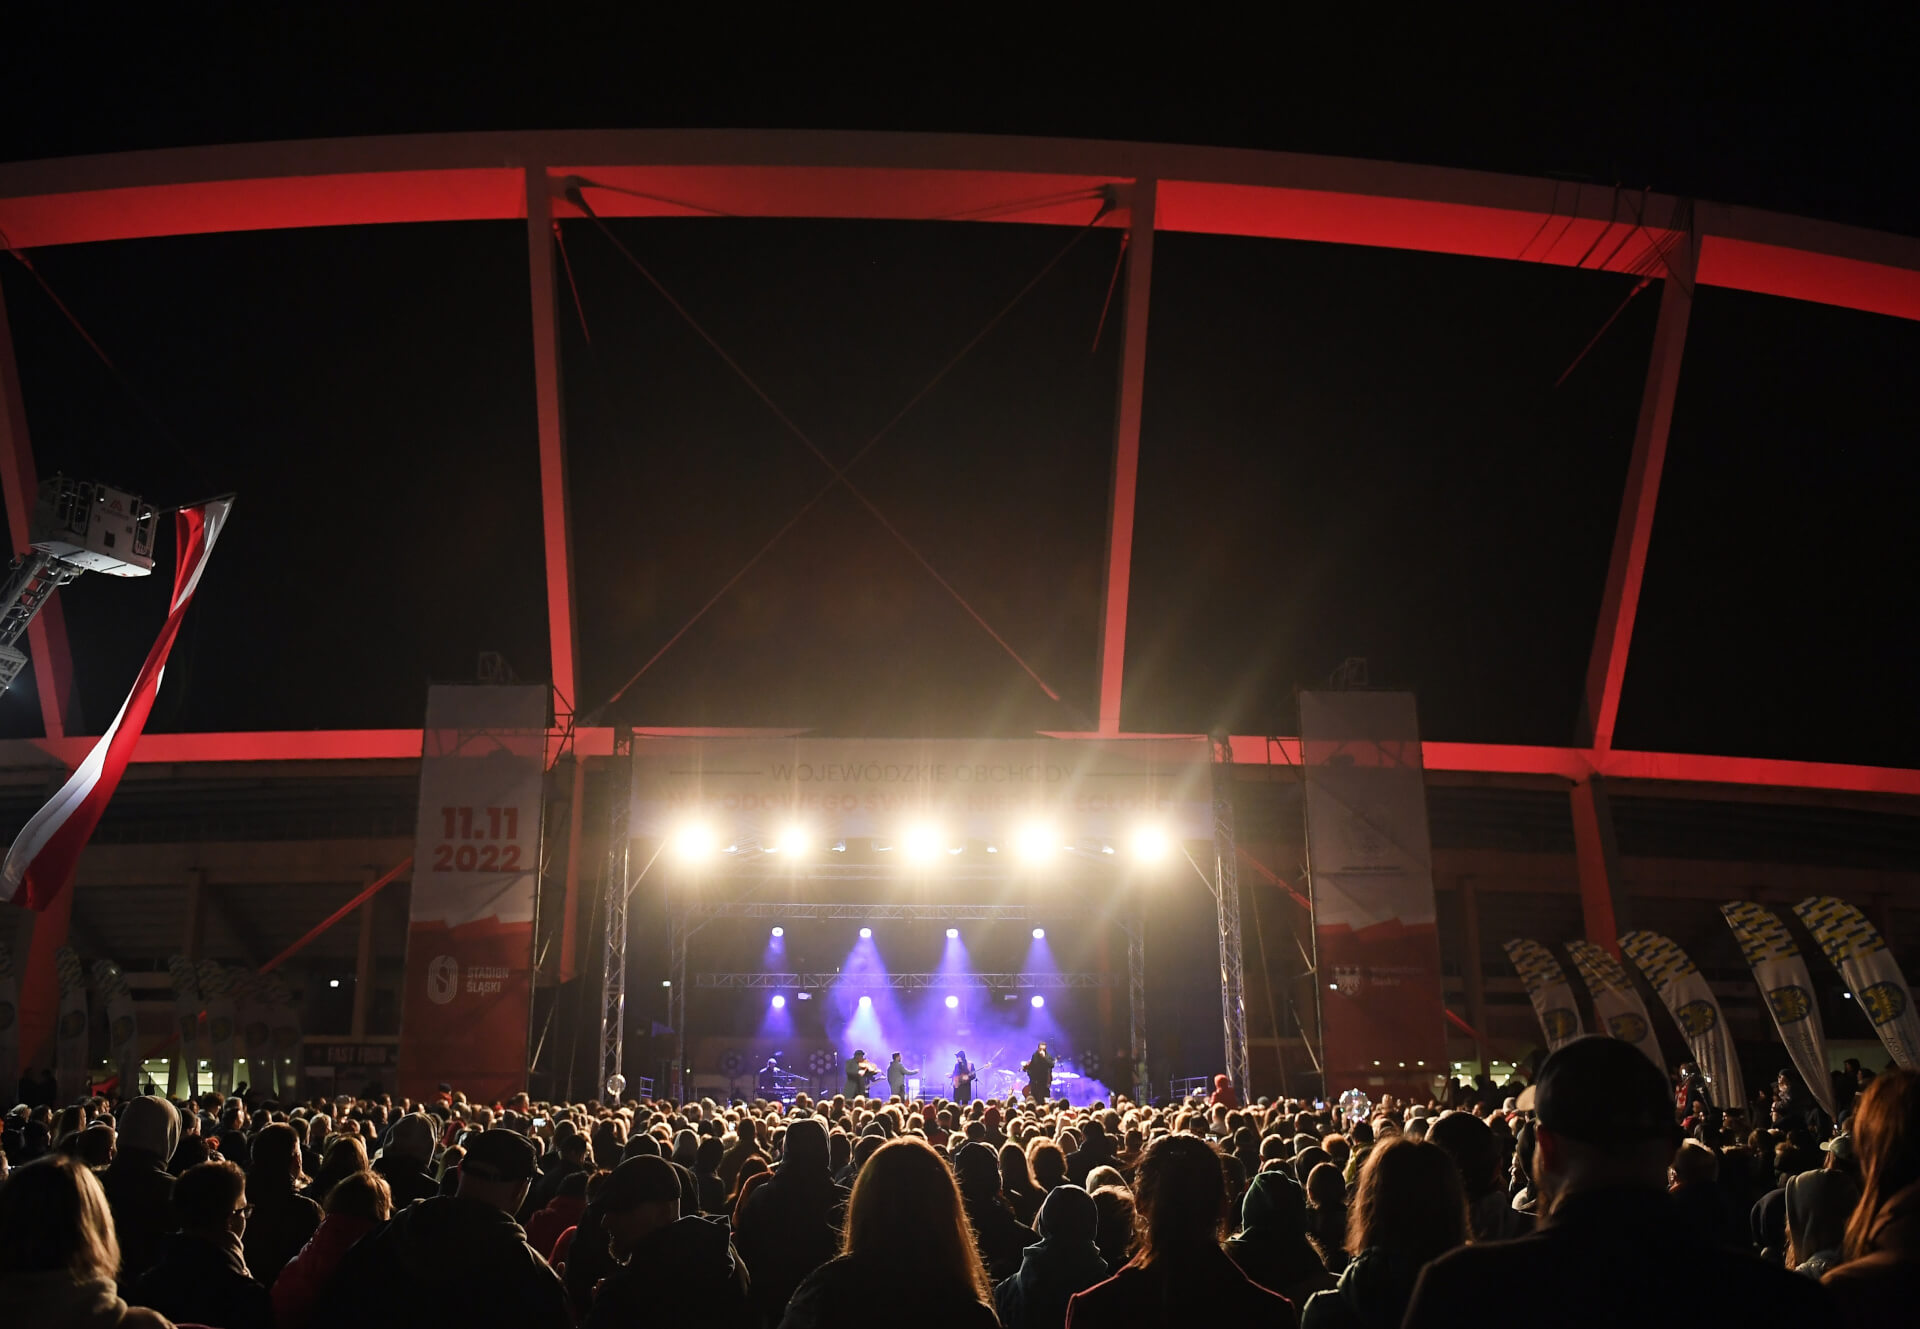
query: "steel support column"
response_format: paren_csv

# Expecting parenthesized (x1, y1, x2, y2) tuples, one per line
(526, 166, 579, 714)
(1123, 914, 1147, 1104)
(598, 735, 631, 1100)
(0, 285, 75, 738)
(1570, 776, 1630, 955)
(668, 911, 687, 1100)
(1095, 179, 1155, 735)
(1210, 750, 1252, 1099)
(1583, 247, 1697, 752)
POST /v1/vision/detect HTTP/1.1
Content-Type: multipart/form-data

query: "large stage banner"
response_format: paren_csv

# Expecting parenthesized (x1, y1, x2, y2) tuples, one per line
(630, 735, 1212, 843)
(1503, 938, 1584, 1052)
(398, 684, 546, 1103)
(1298, 692, 1447, 1090)
(1566, 940, 1665, 1071)
(1620, 930, 1744, 1107)
(1723, 901, 1837, 1115)
(168, 955, 201, 1098)
(0, 941, 17, 1097)
(1794, 896, 1920, 1070)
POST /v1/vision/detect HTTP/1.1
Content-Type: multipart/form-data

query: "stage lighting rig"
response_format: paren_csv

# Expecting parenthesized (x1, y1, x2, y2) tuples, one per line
(0, 477, 157, 697)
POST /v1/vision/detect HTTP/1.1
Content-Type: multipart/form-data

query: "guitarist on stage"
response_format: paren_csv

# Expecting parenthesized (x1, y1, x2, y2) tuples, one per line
(1022, 1041, 1054, 1103)
(951, 1050, 977, 1105)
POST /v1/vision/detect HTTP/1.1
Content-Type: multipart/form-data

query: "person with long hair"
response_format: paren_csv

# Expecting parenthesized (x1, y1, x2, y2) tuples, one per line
(780, 1136, 997, 1329)
(0, 1156, 172, 1328)
(1823, 1068, 1920, 1325)
(1028, 1138, 1068, 1192)
(272, 1170, 392, 1329)
(1067, 1135, 1292, 1329)
(1300, 1137, 1467, 1328)
(1003, 1142, 1047, 1224)
(306, 1135, 371, 1207)
(243, 1121, 322, 1289)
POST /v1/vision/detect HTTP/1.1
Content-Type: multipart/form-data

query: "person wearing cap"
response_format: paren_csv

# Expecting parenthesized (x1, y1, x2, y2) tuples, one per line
(578, 1155, 752, 1329)
(372, 1110, 439, 1209)
(308, 1127, 569, 1329)
(1402, 1036, 1839, 1329)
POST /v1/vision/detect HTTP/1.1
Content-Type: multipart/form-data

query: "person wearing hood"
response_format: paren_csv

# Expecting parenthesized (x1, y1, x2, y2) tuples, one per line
(1785, 1164, 1860, 1280)
(734, 1115, 848, 1325)
(1302, 1138, 1466, 1329)
(994, 1183, 1108, 1329)
(0, 1155, 173, 1329)
(1226, 1171, 1337, 1309)
(132, 1159, 274, 1329)
(581, 1155, 753, 1329)
(272, 1170, 392, 1329)
(372, 1110, 439, 1209)
(102, 1096, 180, 1293)
(1065, 1119, 1117, 1188)
(308, 1127, 570, 1329)
(1068, 1135, 1292, 1329)
(955, 1141, 1035, 1280)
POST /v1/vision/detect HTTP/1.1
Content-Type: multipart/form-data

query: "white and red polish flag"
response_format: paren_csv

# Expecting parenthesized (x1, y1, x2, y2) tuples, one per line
(4, 499, 232, 910)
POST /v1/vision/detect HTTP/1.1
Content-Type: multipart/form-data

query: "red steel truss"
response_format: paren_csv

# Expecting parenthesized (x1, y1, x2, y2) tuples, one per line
(3, 130, 1917, 812)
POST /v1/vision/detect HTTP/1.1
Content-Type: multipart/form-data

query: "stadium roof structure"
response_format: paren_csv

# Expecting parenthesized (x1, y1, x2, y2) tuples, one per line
(2, 129, 1917, 960)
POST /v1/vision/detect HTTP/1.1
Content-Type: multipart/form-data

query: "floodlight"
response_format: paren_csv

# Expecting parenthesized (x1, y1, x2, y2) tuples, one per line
(1014, 822, 1058, 861)
(1032, 927, 1045, 940)
(903, 823, 943, 861)
(858, 995, 872, 1009)
(1131, 826, 1170, 862)
(946, 927, 960, 939)
(1030, 994, 1045, 1009)
(771, 927, 785, 938)
(671, 823, 717, 862)
(328, 978, 341, 989)
(945, 995, 959, 1010)
(771, 995, 786, 1009)
(776, 824, 809, 855)
(859, 927, 872, 939)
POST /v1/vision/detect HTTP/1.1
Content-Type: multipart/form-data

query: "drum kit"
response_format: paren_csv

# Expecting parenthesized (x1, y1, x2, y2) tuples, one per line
(992, 1063, 1082, 1098)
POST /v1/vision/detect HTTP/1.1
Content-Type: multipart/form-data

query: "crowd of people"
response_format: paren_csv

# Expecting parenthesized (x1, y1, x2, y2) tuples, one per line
(1, 1039, 1915, 1329)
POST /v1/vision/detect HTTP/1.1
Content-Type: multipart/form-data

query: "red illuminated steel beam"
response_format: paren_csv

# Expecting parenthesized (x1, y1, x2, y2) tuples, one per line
(1, 132, 1915, 321)
(524, 167, 578, 713)
(1583, 242, 1697, 753)
(1096, 180, 1154, 734)
(0, 289, 78, 739)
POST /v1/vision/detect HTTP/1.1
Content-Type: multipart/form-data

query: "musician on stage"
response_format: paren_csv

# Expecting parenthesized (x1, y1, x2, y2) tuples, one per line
(951, 1049, 977, 1105)
(844, 1049, 881, 1099)
(886, 1052, 907, 1102)
(757, 1056, 783, 1100)
(1022, 1041, 1054, 1102)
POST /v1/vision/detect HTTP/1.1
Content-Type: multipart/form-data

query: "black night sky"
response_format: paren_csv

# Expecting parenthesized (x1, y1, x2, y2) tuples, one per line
(2, 20, 1915, 766)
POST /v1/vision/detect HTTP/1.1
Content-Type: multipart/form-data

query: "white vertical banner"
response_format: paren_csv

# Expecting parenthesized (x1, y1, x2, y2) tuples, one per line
(54, 946, 89, 1101)
(1566, 940, 1665, 1071)
(1620, 930, 1745, 1108)
(168, 955, 201, 1099)
(1722, 901, 1837, 1116)
(1794, 897, 1920, 1070)
(0, 941, 18, 1097)
(92, 959, 140, 1095)
(1502, 938, 1585, 1052)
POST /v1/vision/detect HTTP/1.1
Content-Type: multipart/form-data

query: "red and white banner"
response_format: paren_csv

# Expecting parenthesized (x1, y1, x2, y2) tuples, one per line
(1300, 691, 1448, 1092)
(4, 499, 232, 910)
(397, 685, 546, 1103)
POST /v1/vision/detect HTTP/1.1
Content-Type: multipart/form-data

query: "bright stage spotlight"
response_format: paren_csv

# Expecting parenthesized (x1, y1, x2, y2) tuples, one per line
(1014, 822, 1058, 861)
(946, 927, 959, 939)
(1131, 826, 1170, 863)
(671, 823, 717, 862)
(1030, 994, 1045, 1009)
(903, 823, 943, 861)
(770, 994, 786, 1009)
(859, 927, 872, 939)
(858, 995, 872, 1009)
(944, 994, 959, 1010)
(1032, 927, 1045, 940)
(775, 824, 809, 855)
(771, 927, 784, 938)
